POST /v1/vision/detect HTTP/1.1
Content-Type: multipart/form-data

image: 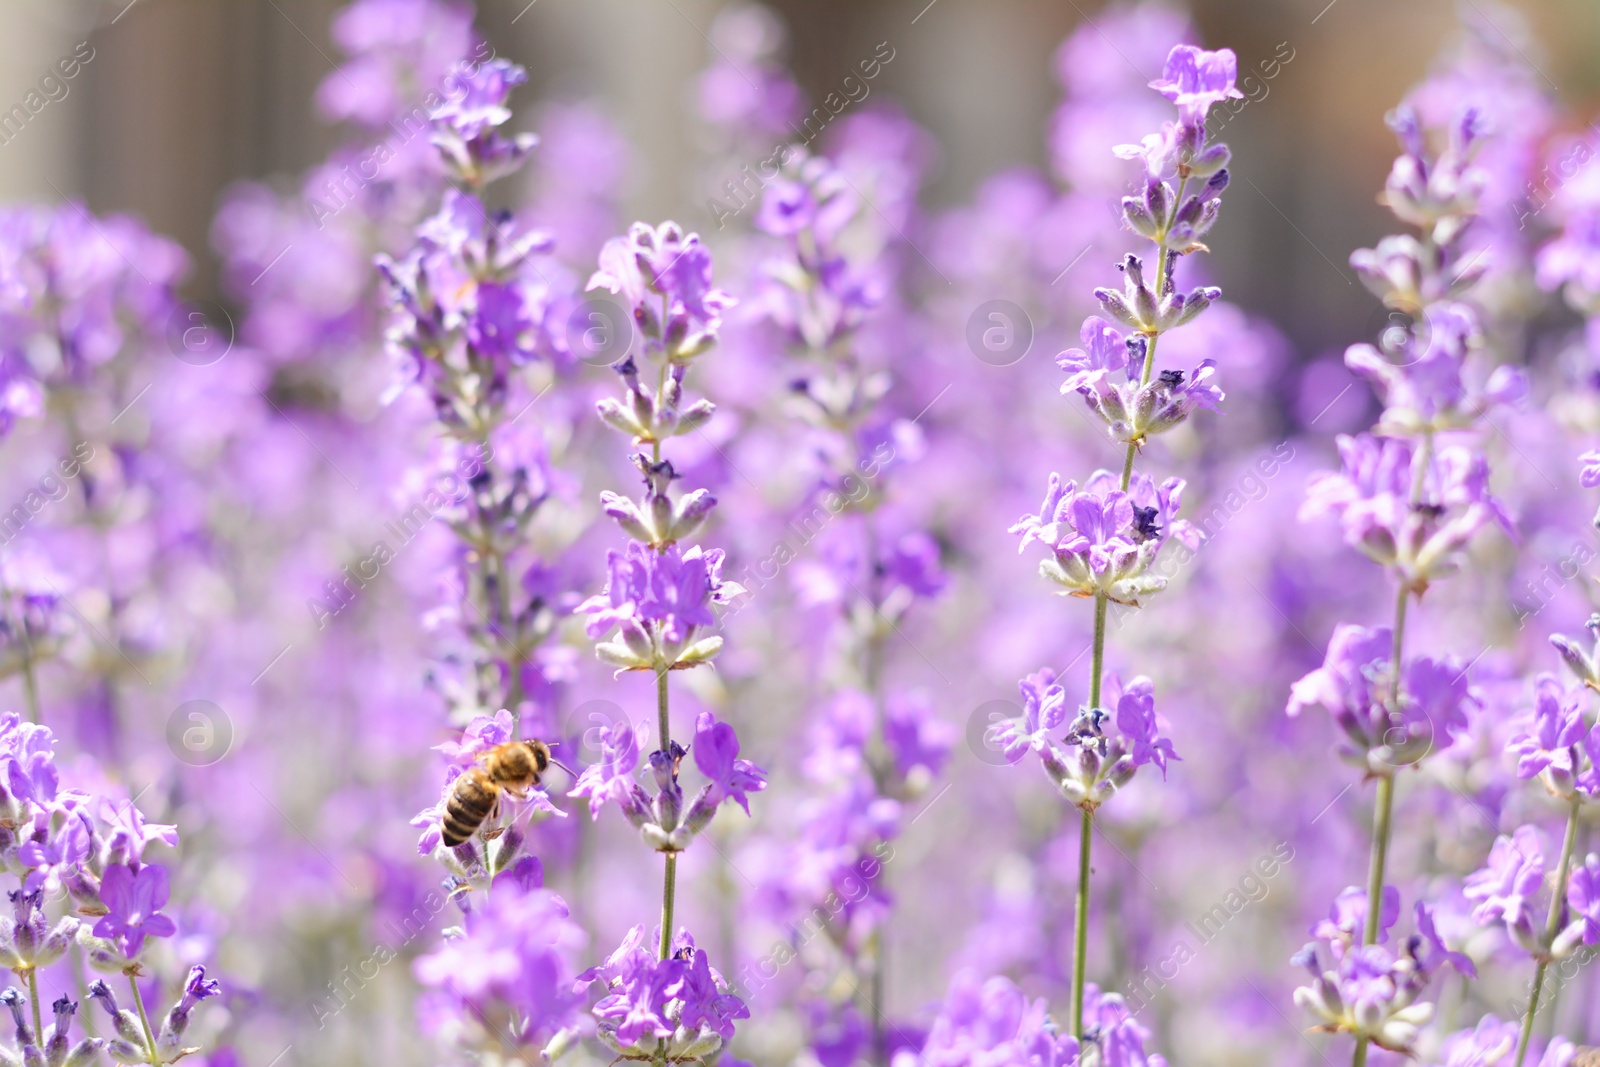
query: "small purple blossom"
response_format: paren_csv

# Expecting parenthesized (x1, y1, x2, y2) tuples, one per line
(692, 711, 767, 816)
(1567, 853, 1600, 947)
(1148, 45, 1244, 127)
(567, 721, 647, 821)
(92, 863, 178, 958)
(1464, 825, 1546, 951)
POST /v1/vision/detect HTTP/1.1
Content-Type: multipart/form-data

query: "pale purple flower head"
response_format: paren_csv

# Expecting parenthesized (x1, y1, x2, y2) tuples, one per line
(1148, 45, 1244, 127)
(988, 669, 1067, 764)
(1464, 825, 1545, 946)
(1510, 677, 1589, 792)
(909, 970, 1080, 1067)
(414, 881, 585, 1047)
(568, 721, 647, 821)
(1566, 853, 1600, 947)
(588, 221, 735, 356)
(1288, 623, 1476, 768)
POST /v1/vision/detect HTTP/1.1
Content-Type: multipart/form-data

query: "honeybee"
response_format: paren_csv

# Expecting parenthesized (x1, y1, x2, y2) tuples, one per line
(441, 739, 564, 848)
(1574, 1049, 1600, 1067)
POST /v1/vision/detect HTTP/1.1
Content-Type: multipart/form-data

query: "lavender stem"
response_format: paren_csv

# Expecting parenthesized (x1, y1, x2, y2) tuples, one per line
(1513, 795, 1582, 1067)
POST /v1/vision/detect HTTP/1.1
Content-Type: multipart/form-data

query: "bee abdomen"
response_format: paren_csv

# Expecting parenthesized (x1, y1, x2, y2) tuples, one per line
(441, 773, 497, 848)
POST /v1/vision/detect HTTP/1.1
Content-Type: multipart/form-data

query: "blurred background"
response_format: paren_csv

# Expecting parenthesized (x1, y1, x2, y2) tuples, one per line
(2, 0, 1598, 361)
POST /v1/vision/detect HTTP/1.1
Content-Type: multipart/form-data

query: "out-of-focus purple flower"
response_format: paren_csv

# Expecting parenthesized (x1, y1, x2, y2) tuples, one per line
(1310, 885, 1401, 954)
(1302, 433, 1513, 588)
(414, 881, 584, 1048)
(1438, 1015, 1519, 1067)
(901, 970, 1080, 1067)
(1464, 825, 1546, 952)
(1344, 303, 1524, 436)
(1292, 941, 1434, 1053)
(92, 864, 177, 958)
(691, 711, 767, 816)
(883, 691, 954, 784)
(98, 799, 179, 870)
(430, 59, 538, 186)
(1287, 622, 1476, 768)
(1510, 677, 1589, 793)
(1567, 853, 1600, 946)
(1581, 450, 1600, 489)
(1414, 901, 1477, 978)
(1147, 45, 1243, 127)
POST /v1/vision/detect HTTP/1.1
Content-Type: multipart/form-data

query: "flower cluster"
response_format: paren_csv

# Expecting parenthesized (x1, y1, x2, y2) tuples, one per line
(579, 928, 749, 1062)
(1302, 432, 1512, 593)
(414, 869, 586, 1057)
(0, 714, 215, 1065)
(992, 668, 1178, 810)
(1012, 469, 1198, 606)
(567, 709, 766, 852)
(1288, 622, 1478, 770)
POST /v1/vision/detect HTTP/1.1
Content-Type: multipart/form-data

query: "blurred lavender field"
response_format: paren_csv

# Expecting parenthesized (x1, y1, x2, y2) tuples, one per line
(0, 1, 1596, 1066)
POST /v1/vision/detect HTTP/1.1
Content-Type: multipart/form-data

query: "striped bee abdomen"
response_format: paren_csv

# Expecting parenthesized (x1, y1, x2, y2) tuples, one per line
(442, 770, 497, 848)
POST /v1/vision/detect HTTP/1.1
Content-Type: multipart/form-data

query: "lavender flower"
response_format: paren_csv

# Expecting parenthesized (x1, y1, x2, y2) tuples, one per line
(588, 221, 735, 359)
(414, 880, 585, 1054)
(1011, 470, 1197, 607)
(1301, 433, 1512, 591)
(1464, 826, 1546, 954)
(900, 970, 1080, 1067)
(1287, 622, 1477, 769)
(579, 928, 748, 1062)
(90, 863, 178, 960)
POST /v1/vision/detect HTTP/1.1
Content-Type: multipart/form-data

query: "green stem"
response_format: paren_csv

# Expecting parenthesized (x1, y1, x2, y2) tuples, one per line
(25, 971, 41, 1049)
(127, 972, 159, 1065)
(1070, 806, 1093, 1041)
(658, 852, 679, 961)
(1513, 796, 1582, 1067)
(656, 667, 677, 961)
(1361, 774, 1396, 946)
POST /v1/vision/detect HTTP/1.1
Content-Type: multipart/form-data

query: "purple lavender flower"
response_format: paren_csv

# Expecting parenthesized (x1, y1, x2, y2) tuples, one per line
(1310, 886, 1401, 954)
(906, 970, 1080, 1067)
(588, 222, 735, 359)
(1058, 315, 1223, 444)
(430, 58, 538, 186)
(1011, 470, 1196, 606)
(567, 721, 648, 822)
(580, 928, 747, 1061)
(577, 543, 737, 672)
(1566, 853, 1600, 947)
(1464, 825, 1546, 953)
(1147, 45, 1243, 127)
(1510, 677, 1589, 794)
(414, 880, 585, 1050)
(691, 711, 767, 816)
(988, 669, 1068, 763)
(1438, 1014, 1520, 1067)
(1292, 941, 1435, 1053)
(91, 863, 178, 958)
(1113, 676, 1179, 778)
(1344, 303, 1524, 437)
(1287, 622, 1476, 768)
(1301, 433, 1513, 590)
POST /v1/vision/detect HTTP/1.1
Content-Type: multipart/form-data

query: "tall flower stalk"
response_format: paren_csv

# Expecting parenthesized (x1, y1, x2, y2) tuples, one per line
(749, 146, 953, 1066)
(1290, 103, 1522, 1063)
(1003, 42, 1237, 1045)
(572, 219, 767, 1062)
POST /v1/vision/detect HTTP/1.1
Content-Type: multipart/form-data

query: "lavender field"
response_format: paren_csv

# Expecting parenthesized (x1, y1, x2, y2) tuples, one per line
(0, 0, 1595, 1065)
